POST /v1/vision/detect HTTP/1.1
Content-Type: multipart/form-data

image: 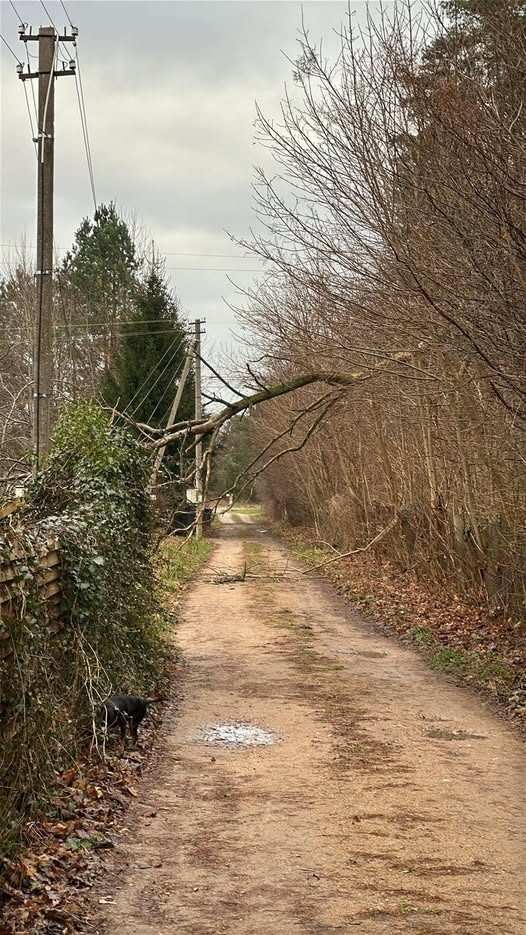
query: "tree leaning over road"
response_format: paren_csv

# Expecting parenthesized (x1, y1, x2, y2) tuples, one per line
(232, 0, 526, 619)
(1, 0, 524, 626)
(126, 0, 526, 624)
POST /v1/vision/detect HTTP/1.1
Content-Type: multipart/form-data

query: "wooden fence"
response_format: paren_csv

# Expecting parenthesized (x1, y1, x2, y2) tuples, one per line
(0, 536, 63, 662)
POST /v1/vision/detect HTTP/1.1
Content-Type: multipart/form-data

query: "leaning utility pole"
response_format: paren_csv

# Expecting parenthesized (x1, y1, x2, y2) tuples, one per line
(193, 319, 204, 538)
(18, 24, 77, 475)
(148, 339, 196, 492)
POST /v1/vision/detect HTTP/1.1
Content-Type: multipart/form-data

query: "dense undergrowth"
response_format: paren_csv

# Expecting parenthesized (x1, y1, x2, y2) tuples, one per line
(0, 403, 167, 861)
(0, 400, 212, 915)
(0, 521, 209, 933)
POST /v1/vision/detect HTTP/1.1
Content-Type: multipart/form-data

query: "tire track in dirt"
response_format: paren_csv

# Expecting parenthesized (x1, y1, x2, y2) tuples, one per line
(94, 522, 525, 934)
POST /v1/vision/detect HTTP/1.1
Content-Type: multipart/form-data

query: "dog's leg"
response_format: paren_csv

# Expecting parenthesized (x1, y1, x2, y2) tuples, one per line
(129, 719, 139, 746)
(118, 719, 126, 755)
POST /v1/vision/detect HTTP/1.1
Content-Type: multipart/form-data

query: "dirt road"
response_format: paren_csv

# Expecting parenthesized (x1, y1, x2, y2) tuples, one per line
(97, 518, 525, 934)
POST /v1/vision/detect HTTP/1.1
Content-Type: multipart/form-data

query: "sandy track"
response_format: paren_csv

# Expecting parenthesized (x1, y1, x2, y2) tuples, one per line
(96, 521, 525, 934)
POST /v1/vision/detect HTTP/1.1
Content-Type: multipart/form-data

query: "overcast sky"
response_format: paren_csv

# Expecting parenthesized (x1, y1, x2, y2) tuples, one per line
(1, 1, 364, 356)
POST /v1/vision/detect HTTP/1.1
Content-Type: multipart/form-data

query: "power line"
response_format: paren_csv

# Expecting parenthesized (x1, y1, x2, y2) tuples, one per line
(165, 266, 260, 272)
(159, 397, 175, 427)
(36, 0, 97, 210)
(0, 243, 259, 260)
(55, 318, 186, 329)
(156, 252, 257, 259)
(163, 252, 255, 259)
(39, 0, 70, 60)
(54, 260, 70, 330)
(26, 43, 39, 129)
(59, 0, 74, 27)
(22, 76, 38, 158)
(73, 47, 97, 211)
(39, 1, 57, 29)
(8, 0, 24, 25)
(64, 0, 97, 213)
(11, 10, 40, 157)
(74, 67, 97, 210)
(129, 337, 186, 419)
(148, 363, 180, 423)
(124, 334, 184, 415)
(57, 329, 184, 338)
(0, 251, 260, 273)
(1, 32, 23, 64)
(129, 337, 186, 417)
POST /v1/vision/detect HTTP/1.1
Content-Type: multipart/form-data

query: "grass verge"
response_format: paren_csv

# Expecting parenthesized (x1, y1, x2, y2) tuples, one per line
(157, 536, 212, 595)
(231, 502, 263, 516)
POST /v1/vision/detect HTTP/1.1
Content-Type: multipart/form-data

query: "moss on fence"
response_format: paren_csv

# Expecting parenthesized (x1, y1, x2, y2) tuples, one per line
(0, 403, 164, 856)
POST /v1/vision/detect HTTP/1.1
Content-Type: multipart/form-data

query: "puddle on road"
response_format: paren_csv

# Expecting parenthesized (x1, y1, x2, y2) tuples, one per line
(194, 722, 279, 747)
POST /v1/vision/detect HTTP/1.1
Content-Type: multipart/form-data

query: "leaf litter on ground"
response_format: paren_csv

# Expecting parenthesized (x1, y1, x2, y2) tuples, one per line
(1, 535, 210, 934)
(0, 676, 170, 935)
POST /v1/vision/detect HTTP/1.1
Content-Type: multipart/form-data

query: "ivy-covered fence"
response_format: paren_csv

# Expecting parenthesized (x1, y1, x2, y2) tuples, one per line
(0, 403, 165, 855)
(0, 532, 61, 631)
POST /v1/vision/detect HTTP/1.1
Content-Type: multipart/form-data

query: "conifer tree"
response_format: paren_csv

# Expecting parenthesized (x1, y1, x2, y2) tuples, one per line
(101, 266, 194, 503)
(63, 203, 139, 368)
(102, 266, 194, 483)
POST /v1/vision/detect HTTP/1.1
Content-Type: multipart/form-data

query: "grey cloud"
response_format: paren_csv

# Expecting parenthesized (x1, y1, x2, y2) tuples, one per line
(2, 1, 355, 346)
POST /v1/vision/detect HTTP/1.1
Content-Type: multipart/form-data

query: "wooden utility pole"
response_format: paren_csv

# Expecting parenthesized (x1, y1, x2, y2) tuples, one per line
(194, 319, 203, 538)
(34, 27, 55, 474)
(148, 339, 196, 492)
(18, 24, 77, 475)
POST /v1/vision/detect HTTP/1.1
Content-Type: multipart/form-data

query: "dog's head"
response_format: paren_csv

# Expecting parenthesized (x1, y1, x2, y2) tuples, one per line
(99, 700, 120, 729)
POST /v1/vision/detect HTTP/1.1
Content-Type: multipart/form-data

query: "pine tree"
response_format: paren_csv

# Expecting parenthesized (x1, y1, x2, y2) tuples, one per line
(63, 202, 139, 369)
(64, 202, 138, 314)
(101, 266, 194, 482)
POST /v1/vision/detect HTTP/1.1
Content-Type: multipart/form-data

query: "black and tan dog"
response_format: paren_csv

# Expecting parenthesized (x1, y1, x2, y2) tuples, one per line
(101, 694, 164, 753)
